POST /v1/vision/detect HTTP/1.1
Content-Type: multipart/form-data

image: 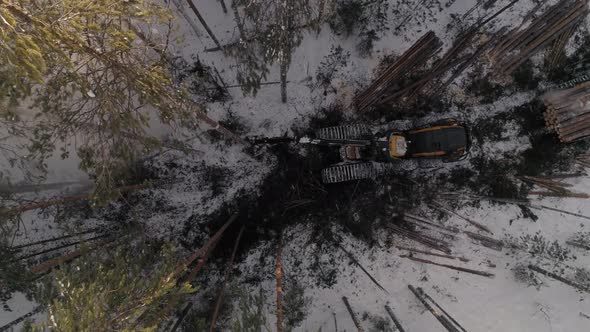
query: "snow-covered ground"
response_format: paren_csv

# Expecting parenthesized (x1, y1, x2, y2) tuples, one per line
(3, 0, 590, 331)
(249, 195, 590, 332)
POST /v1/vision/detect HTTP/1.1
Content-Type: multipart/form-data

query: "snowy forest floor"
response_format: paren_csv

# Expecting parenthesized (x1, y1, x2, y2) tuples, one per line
(4, 0, 590, 331)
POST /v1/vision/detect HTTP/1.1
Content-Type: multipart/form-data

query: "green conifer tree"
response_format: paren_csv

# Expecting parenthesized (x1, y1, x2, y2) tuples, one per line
(0, 0, 242, 203)
(34, 242, 196, 331)
(230, 0, 319, 101)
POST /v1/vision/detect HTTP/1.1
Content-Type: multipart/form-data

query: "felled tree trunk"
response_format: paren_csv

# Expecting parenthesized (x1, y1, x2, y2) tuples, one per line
(218, 0, 228, 13)
(342, 297, 365, 332)
(209, 226, 245, 332)
(0, 305, 44, 332)
(276, 234, 284, 332)
(2, 183, 150, 216)
(280, 61, 288, 103)
(30, 238, 115, 274)
(185, 0, 223, 51)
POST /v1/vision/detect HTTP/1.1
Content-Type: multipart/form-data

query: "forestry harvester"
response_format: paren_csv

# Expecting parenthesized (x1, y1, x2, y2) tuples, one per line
(251, 118, 470, 184)
(305, 118, 470, 183)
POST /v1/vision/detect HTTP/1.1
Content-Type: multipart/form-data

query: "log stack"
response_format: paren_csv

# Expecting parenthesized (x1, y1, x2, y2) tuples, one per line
(354, 31, 441, 111)
(545, 23, 578, 70)
(403, 27, 480, 101)
(543, 81, 590, 142)
(490, 0, 588, 78)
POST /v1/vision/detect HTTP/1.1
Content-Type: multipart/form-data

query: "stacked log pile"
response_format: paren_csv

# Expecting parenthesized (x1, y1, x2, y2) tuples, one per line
(401, 27, 481, 101)
(490, 0, 588, 79)
(543, 82, 590, 142)
(355, 29, 507, 110)
(354, 31, 441, 111)
(546, 23, 578, 70)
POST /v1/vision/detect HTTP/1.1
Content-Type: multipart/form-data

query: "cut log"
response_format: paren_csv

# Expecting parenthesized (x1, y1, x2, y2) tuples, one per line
(476, 0, 522, 29)
(354, 31, 441, 111)
(174, 213, 237, 277)
(385, 305, 407, 332)
(1, 183, 151, 216)
(492, 0, 588, 77)
(185, 0, 223, 50)
(30, 238, 115, 274)
(209, 226, 245, 332)
(128, 22, 172, 64)
(403, 256, 494, 278)
(0, 305, 44, 332)
(218, 0, 228, 13)
(10, 227, 105, 250)
(276, 233, 284, 332)
(388, 224, 452, 254)
(0, 181, 90, 194)
(464, 231, 504, 251)
(529, 191, 590, 198)
(13, 233, 110, 262)
(171, 0, 201, 36)
(184, 233, 222, 283)
(338, 243, 389, 293)
(397, 246, 469, 262)
(342, 297, 365, 332)
(529, 264, 590, 293)
(431, 203, 493, 234)
(170, 303, 193, 332)
(422, 292, 468, 332)
(408, 285, 462, 332)
(333, 312, 338, 330)
(404, 214, 460, 235)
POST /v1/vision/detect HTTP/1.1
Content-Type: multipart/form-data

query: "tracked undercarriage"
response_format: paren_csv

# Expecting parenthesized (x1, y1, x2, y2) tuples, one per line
(305, 119, 469, 184)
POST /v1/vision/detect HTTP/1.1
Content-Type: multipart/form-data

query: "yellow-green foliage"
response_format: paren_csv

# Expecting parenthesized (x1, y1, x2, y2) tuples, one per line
(39, 243, 196, 332)
(0, 0, 182, 202)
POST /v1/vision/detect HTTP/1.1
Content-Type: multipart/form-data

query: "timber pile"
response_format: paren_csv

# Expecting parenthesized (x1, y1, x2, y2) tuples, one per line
(546, 23, 578, 70)
(521, 175, 589, 198)
(543, 82, 590, 142)
(355, 27, 504, 109)
(354, 31, 442, 111)
(490, 0, 588, 78)
(402, 28, 479, 101)
(438, 28, 506, 91)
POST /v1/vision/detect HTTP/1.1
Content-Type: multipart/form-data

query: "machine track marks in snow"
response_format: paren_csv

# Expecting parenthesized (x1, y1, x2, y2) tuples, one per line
(315, 125, 372, 141)
(321, 162, 375, 184)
